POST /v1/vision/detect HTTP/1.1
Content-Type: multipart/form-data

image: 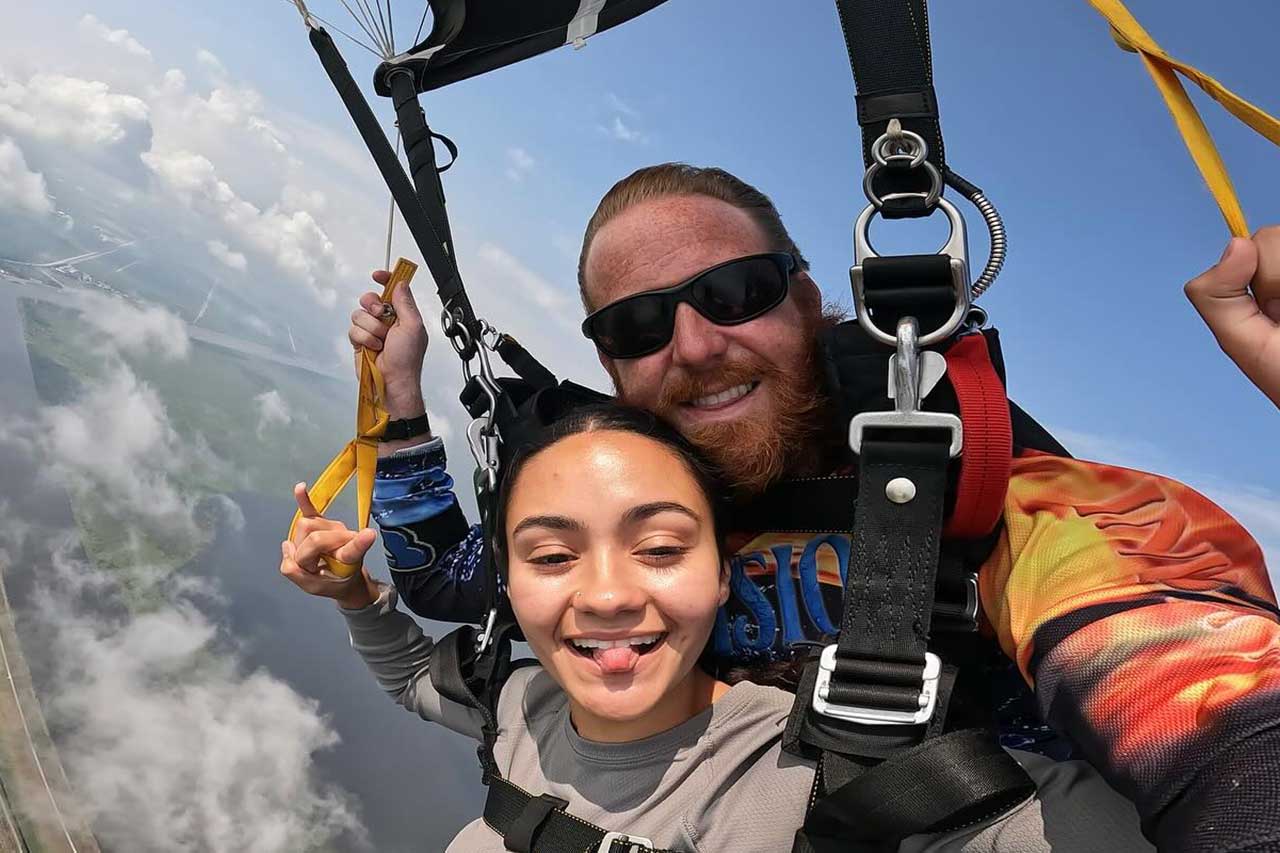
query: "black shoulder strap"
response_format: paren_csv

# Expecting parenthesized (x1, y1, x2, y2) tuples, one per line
(307, 25, 480, 354)
(484, 777, 677, 853)
(835, 0, 944, 218)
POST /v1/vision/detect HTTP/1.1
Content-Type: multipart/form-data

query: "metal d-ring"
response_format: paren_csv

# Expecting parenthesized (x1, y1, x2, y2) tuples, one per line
(862, 157, 944, 211)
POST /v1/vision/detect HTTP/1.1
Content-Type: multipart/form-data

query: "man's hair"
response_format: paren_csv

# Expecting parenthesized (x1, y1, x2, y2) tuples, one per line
(577, 163, 811, 312)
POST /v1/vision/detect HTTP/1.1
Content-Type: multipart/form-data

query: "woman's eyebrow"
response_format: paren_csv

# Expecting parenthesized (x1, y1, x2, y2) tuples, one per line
(511, 514, 584, 536)
(622, 501, 699, 527)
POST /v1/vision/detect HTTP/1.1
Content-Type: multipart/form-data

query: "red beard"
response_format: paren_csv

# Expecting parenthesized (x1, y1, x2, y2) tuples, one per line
(643, 347, 831, 496)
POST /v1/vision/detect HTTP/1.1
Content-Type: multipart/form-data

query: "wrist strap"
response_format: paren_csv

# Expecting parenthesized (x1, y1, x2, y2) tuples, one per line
(381, 413, 433, 442)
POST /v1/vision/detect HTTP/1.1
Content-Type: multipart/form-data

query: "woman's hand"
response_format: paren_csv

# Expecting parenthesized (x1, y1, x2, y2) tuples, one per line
(280, 482, 381, 610)
(1185, 227, 1280, 408)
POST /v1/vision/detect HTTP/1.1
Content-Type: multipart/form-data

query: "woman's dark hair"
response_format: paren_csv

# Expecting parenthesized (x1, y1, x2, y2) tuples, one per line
(493, 402, 731, 572)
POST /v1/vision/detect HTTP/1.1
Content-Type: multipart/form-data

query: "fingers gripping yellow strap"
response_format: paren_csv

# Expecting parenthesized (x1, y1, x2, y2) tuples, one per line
(1087, 0, 1280, 237)
(288, 258, 418, 578)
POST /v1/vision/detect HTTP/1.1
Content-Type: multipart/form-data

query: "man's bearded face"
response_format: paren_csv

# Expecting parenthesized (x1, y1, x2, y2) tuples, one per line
(584, 195, 830, 495)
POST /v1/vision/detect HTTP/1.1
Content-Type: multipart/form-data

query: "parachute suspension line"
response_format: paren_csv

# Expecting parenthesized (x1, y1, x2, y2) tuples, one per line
(337, 0, 391, 58)
(1087, 0, 1280, 237)
(385, 128, 403, 271)
(284, 0, 385, 59)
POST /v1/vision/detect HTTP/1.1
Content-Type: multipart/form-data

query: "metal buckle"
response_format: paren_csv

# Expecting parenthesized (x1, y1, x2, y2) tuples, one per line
(475, 607, 498, 654)
(811, 645, 942, 726)
(598, 832, 654, 853)
(848, 315, 963, 457)
(849, 194, 972, 348)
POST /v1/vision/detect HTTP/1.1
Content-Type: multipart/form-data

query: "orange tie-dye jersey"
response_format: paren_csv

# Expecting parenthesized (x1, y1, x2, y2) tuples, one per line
(983, 451, 1280, 833)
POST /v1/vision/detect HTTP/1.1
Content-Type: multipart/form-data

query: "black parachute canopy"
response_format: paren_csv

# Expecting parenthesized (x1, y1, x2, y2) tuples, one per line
(373, 0, 670, 95)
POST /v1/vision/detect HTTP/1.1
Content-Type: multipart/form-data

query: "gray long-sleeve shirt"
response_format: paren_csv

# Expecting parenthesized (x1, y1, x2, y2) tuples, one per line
(341, 586, 1153, 853)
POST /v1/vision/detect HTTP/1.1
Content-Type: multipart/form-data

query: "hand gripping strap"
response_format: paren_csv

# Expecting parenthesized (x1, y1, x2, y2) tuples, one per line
(288, 258, 416, 577)
(942, 334, 1011, 540)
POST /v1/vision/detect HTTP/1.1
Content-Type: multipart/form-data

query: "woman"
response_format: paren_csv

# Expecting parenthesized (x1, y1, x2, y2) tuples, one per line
(281, 405, 1153, 852)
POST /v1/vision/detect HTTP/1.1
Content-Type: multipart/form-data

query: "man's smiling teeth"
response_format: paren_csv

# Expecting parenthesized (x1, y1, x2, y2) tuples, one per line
(689, 382, 756, 409)
(568, 633, 662, 650)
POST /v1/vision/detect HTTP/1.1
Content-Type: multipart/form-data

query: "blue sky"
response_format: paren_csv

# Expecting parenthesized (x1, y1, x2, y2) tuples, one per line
(5, 0, 1277, 552)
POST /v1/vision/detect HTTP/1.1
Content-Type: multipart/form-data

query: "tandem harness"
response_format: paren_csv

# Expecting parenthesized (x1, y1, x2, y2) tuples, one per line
(287, 0, 1225, 850)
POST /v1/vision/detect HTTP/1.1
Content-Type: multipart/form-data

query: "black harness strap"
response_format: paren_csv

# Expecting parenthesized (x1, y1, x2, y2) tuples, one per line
(484, 778, 677, 853)
(797, 730, 1034, 852)
(306, 26, 480, 354)
(788, 435, 1034, 852)
(386, 69, 458, 266)
(834, 0, 944, 217)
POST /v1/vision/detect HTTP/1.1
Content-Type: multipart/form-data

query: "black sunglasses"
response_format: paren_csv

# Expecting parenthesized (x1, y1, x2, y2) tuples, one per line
(581, 252, 797, 359)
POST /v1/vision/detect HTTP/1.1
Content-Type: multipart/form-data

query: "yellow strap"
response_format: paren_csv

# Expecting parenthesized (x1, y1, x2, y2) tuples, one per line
(289, 257, 418, 577)
(1086, 0, 1280, 237)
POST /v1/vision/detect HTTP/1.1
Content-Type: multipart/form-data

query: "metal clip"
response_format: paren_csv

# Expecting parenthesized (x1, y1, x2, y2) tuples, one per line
(811, 646, 942, 726)
(475, 607, 498, 654)
(849, 317, 963, 456)
(597, 832, 655, 853)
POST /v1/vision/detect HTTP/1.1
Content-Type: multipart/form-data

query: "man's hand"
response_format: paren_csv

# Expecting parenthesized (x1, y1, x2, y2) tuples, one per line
(348, 269, 430, 420)
(280, 483, 380, 610)
(1185, 227, 1280, 408)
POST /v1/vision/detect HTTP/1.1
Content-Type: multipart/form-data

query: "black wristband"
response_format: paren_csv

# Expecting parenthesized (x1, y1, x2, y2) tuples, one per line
(381, 413, 433, 442)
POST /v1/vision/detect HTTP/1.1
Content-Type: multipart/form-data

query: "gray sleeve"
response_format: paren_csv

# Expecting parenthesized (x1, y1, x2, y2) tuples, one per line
(338, 583, 488, 740)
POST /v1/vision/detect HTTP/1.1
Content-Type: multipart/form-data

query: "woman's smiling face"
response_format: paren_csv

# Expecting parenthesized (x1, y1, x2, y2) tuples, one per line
(504, 429, 729, 741)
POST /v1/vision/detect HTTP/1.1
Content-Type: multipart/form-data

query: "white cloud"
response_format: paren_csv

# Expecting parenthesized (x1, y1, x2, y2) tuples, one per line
(604, 114, 644, 143)
(0, 134, 53, 214)
(74, 291, 192, 361)
(505, 146, 535, 181)
(0, 71, 149, 147)
(154, 68, 187, 97)
(606, 92, 638, 118)
(196, 48, 228, 77)
(78, 14, 152, 59)
(19, 536, 366, 853)
(474, 243, 570, 312)
(207, 239, 247, 272)
(143, 148, 339, 306)
(32, 363, 200, 539)
(254, 389, 292, 438)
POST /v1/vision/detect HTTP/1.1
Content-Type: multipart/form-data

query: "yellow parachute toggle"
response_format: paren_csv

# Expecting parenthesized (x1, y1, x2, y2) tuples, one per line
(289, 257, 418, 578)
(1087, 0, 1280, 237)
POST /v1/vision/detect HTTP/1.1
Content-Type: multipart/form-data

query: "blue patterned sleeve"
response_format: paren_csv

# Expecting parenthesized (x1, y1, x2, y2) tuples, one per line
(371, 437, 488, 623)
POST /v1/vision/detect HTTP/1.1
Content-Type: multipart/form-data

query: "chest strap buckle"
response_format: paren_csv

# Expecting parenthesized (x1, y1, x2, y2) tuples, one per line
(812, 646, 942, 726)
(598, 832, 655, 853)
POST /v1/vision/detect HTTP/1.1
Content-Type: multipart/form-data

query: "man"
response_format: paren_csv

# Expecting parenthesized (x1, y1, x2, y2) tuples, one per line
(350, 164, 1280, 851)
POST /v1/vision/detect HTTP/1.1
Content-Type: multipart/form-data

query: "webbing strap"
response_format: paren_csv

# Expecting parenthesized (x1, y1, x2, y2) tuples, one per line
(287, 259, 416, 577)
(835, 0, 942, 171)
(1087, 0, 1280, 237)
(795, 730, 1035, 852)
(307, 26, 479, 342)
(835, 437, 950, 668)
(484, 777, 677, 853)
(834, 0, 945, 215)
(942, 334, 1011, 540)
